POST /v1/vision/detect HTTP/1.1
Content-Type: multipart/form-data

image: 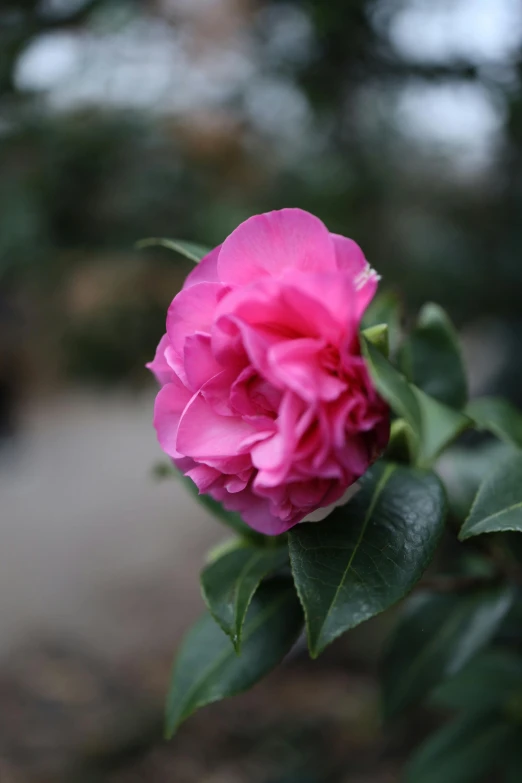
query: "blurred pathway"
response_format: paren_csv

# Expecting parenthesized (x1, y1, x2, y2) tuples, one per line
(0, 390, 219, 661)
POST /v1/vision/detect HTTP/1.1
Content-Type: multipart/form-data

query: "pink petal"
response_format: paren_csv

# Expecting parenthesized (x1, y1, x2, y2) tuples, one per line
(153, 379, 193, 459)
(287, 478, 334, 509)
(213, 276, 353, 381)
(224, 475, 250, 493)
(268, 338, 346, 402)
(331, 233, 367, 276)
(212, 485, 295, 536)
(200, 368, 245, 417)
(303, 482, 361, 522)
(337, 435, 371, 476)
(167, 282, 224, 359)
(279, 269, 355, 338)
(251, 392, 302, 486)
(217, 208, 337, 285)
(185, 464, 221, 492)
(182, 245, 222, 288)
(183, 333, 222, 392)
(331, 234, 379, 319)
(215, 277, 321, 341)
(176, 392, 260, 461)
(146, 334, 173, 385)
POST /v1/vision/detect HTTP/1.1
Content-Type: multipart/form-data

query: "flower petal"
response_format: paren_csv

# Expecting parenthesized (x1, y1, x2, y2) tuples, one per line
(167, 282, 224, 358)
(153, 378, 193, 459)
(146, 333, 174, 385)
(331, 234, 379, 318)
(182, 245, 222, 288)
(218, 208, 337, 285)
(183, 333, 222, 392)
(212, 484, 295, 535)
(177, 392, 262, 461)
(268, 338, 346, 402)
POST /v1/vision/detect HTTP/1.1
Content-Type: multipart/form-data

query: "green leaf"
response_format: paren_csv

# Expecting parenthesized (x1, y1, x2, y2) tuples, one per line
(460, 453, 522, 540)
(382, 588, 513, 717)
(431, 650, 522, 712)
(201, 545, 290, 652)
(438, 441, 517, 520)
(205, 536, 251, 564)
(177, 472, 266, 544)
(165, 579, 302, 737)
(362, 338, 470, 468)
(466, 397, 522, 448)
(399, 303, 468, 409)
(361, 323, 389, 356)
(414, 386, 472, 469)
(362, 290, 402, 354)
(288, 462, 446, 658)
(385, 418, 415, 463)
(136, 237, 211, 263)
(405, 712, 518, 783)
(362, 335, 418, 423)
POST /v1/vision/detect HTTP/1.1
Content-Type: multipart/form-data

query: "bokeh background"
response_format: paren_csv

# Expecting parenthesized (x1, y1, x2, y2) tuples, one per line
(1, 1, 522, 781)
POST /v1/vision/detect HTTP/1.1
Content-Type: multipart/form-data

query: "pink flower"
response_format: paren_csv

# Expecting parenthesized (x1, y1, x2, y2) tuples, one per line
(148, 209, 389, 535)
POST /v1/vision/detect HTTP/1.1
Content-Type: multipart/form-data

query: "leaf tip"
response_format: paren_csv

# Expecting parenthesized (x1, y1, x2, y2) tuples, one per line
(164, 718, 176, 741)
(308, 636, 323, 659)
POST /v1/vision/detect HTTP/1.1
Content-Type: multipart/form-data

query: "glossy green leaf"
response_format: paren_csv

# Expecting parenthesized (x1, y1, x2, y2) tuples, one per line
(399, 303, 467, 409)
(460, 453, 522, 540)
(431, 650, 522, 712)
(362, 338, 470, 468)
(136, 237, 211, 262)
(165, 579, 302, 737)
(405, 712, 518, 783)
(362, 335, 418, 424)
(466, 396, 522, 448)
(205, 536, 251, 564)
(382, 587, 513, 717)
(385, 418, 415, 463)
(438, 441, 517, 520)
(413, 386, 471, 468)
(362, 289, 402, 354)
(288, 462, 446, 658)
(201, 545, 289, 652)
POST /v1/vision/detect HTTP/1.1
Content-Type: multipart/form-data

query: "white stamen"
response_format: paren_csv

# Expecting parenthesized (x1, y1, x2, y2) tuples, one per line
(354, 263, 379, 291)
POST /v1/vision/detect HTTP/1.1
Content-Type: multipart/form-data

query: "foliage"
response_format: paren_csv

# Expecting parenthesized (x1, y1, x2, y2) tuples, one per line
(160, 277, 522, 780)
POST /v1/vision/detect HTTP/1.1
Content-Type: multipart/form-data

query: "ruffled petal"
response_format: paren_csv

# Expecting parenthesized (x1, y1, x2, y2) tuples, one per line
(183, 333, 222, 392)
(268, 338, 346, 402)
(218, 208, 337, 285)
(167, 282, 224, 359)
(176, 392, 269, 462)
(146, 333, 174, 386)
(153, 378, 193, 459)
(331, 234, 379, 319)
(182, 244, 222, 288)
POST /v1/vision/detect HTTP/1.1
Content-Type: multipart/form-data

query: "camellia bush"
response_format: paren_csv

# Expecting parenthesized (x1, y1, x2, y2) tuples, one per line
(145, 209, 522, 781)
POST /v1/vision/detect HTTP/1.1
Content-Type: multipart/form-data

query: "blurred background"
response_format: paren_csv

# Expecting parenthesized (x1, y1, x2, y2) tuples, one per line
(1, 1, 522, 781)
